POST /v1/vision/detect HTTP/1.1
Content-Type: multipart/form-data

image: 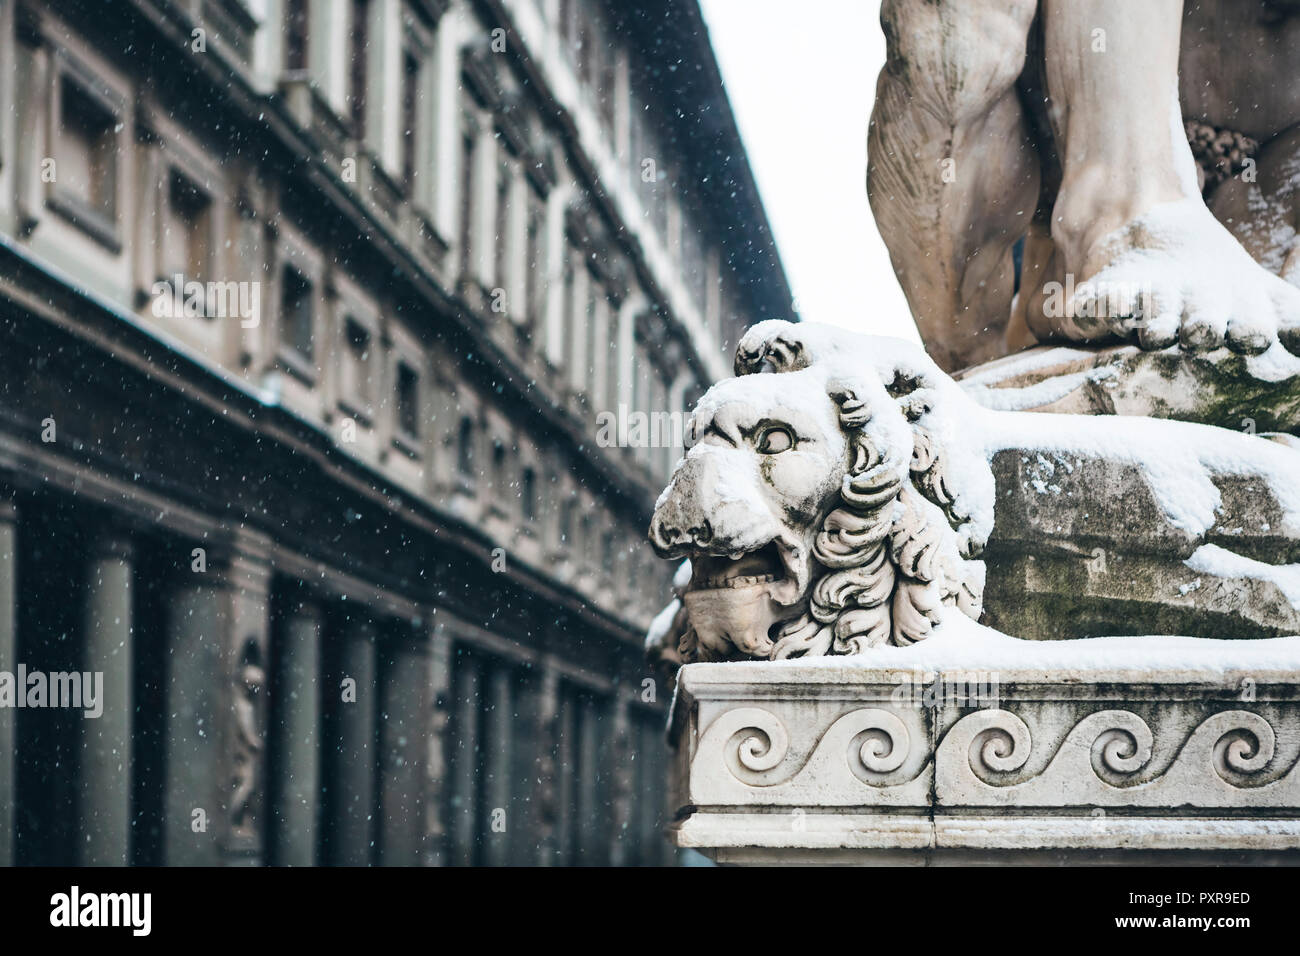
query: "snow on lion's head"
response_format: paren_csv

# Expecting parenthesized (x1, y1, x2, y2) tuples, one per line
(648, 321, 991, 662)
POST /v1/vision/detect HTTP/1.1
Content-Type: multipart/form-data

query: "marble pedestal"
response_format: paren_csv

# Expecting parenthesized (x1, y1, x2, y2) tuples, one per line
(667, 630, 1300, 865)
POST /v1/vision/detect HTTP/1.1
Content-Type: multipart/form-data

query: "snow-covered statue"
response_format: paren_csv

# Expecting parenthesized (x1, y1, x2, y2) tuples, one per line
(649, 324, 989, 661)
(648, 322, 1300, 663)
(869, 0, 1300, 373)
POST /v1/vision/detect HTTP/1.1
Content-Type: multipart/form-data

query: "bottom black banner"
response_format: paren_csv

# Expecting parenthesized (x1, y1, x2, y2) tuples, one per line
(0, 864, 1290, 942)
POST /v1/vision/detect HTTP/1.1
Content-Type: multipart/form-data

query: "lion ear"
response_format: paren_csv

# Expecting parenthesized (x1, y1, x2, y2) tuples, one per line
(734, 324, 809, 375)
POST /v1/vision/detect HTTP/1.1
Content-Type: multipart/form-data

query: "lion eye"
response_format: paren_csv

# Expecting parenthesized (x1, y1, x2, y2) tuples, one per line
(757, 426, 794, 454)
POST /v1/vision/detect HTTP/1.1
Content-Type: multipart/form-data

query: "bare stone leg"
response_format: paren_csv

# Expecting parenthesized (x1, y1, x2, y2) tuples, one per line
(1208, 124, 1300, 289)
(1043, 0, 1300, 355)
(868, 0, 1039, 373)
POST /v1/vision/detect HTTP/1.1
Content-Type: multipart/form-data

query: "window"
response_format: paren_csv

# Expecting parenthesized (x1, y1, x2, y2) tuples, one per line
(494, 158, 512, 293)
(558, 255, 575, 364)
(598, 53, 617, 134)
(395, 361, 420, 440)
(280, 265, 314, 363)
(601, 529, 615, 571)
(584, 270, 600, 393)
(458, 125, 476, 276)
(521, 467, 536, 523)
(340, 317, 372, 410)
(558, 496, 574, 546)
(349, 0, 370, 137)
(579, 513, 593, 564)
(285, 0, 310, 71)
(525, 188, 546, 326)
(169, 172, 213, 282)
(401, 51, 421, 190)
(56, 76, 118, 224)
(491, 441, 507, 496)
(457, 417, 476, 481)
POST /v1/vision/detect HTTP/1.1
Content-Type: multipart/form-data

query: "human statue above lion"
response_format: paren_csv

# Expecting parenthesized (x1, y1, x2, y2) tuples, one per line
(869, 0, 1300, 372)
(645, 0, 1300, 668)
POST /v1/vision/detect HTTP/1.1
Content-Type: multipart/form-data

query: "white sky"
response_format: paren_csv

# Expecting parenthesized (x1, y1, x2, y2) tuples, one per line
(697, 0, 920, 343)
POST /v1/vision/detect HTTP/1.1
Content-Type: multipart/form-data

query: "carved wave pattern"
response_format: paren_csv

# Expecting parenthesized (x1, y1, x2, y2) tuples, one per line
(936, 709, 1300, 808)
(690, 706, 931, 807)
(690, 705, 1300, 809)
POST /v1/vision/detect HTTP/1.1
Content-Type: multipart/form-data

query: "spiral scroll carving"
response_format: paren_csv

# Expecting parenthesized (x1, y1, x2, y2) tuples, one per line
(955, 710, 1032, 779)
(1204, 710, 1276, 779)
(935, 707, 1297, 807)
(702, 707, 791, 777)
(851, 710, 911, 775)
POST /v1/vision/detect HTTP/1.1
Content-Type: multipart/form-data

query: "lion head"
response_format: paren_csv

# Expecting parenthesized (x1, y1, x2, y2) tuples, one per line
(649, 321, 990, 662)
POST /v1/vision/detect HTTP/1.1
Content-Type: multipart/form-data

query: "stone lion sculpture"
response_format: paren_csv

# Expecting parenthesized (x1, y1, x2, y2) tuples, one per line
(870, 0, 1300, 372)
(647, 322, 1300, 664)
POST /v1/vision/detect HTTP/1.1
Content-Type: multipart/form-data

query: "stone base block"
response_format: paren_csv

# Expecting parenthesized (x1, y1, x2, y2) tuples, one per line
(667, 630, 1300, 865)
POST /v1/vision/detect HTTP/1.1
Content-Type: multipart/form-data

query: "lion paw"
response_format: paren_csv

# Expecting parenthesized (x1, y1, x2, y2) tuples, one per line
(1052, 198, 1300, 356)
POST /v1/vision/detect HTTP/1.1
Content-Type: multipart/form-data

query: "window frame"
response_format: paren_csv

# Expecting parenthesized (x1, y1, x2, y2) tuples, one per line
(45, 49, 128, 252)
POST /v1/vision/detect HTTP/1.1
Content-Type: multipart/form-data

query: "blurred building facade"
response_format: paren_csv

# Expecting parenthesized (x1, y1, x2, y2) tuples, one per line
(0, 0, 793, 865)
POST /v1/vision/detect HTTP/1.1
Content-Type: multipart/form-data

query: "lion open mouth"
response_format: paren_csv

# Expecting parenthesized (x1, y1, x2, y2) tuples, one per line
(688, 543, 784, 591)
(684, 540, 805, 608)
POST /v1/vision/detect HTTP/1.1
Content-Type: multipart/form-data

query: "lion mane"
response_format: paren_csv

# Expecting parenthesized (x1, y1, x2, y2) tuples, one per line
(733, 328, 986, 659)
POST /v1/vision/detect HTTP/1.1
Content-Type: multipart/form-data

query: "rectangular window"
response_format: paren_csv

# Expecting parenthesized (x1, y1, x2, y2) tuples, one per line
(558, 495, 573, 547)
(521, 467, 536, 523)
(583, 268, 599, 393)
(494, 158, 512, 293)
(285, 0, 309, 71)
(341, 317, 372, 410)
(459, 127, 476, 276)
(491, 441, 507, 497)
(349, 0, 370, 137)
(401, 51, 421, 190)
(396, 361, 420, 440)
(525, 188, 545, 326)
(57, 77, 118, 222)
(280, 265, 314, 363)
(457, 417, 476, 481)
(598, 56, 617, 133)
(169, 172, 213, 282)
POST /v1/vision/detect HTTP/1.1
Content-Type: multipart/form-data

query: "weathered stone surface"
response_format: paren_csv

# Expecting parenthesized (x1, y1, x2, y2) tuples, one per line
(668, 630, 1300, 864)
(960, 344, 1300, 434)
(983, 448, 1300, 639)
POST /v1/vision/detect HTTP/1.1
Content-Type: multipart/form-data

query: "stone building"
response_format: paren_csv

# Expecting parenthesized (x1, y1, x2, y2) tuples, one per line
(0, 0, 793, 865)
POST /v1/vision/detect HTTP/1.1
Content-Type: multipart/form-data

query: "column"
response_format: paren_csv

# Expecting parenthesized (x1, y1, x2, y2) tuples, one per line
(422, 616, 453, 866)
(377, 624, 429, 866)
(270, 600, 321, 866)
(552, 685, 576, 866)
(533, 665, 561, 867)
(606, 694, 633, 868)
(481, 663, 513, 867)
(0, 499, 17, 867)
(331, 614, 378, 866)
(163, 577, 227, 866)
(163, 538, 272, 866)
(574, 694, 603, 863)
(79, 532, 134, 866)
(447, 652, 480, 866)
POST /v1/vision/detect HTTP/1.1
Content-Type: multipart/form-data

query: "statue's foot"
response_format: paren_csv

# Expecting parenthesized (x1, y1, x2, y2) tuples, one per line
(1051, 197, 1300, 355)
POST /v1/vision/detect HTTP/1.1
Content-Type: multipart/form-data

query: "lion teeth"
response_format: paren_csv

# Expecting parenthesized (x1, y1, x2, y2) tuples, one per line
(698, 573, 777, 589)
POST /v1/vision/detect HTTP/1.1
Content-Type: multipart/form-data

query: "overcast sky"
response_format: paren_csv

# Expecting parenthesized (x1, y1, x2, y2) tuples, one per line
(697, 0, 920, 343)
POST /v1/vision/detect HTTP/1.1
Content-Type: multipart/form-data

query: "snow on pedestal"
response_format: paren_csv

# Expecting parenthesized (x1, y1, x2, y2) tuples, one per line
(668, 612, 1300, 864)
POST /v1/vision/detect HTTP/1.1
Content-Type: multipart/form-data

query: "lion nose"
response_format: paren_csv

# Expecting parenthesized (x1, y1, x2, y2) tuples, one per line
(650, 517, 712, 554)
